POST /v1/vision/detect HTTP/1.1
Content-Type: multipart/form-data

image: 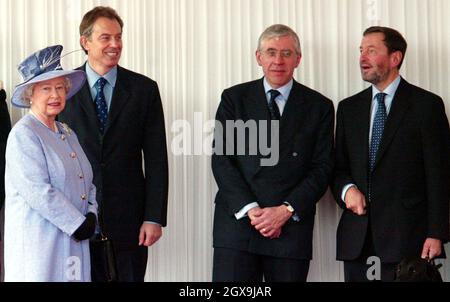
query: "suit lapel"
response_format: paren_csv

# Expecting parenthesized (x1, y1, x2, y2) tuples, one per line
(353, 88, 372, 182)
(243, 79, 271, 122)
(373, 78, 412, 170)
(243, 79, 271, 177)
(245, 79, 306, 176)
(105, 66, 131, 134)
(244, 79, 306, 145)
(278, 80, 305, 147)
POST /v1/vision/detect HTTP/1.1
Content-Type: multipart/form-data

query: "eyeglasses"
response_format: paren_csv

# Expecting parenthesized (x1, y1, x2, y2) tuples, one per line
(261, 49, 297, 58)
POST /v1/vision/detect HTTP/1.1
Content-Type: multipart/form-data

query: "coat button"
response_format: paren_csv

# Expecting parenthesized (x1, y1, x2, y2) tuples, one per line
(61, 135, 66, 141)
(70, 152, 77, 158)
(78, 173, 84, 179)
(81, 194, 87, 200)
(293, 152, 298, 157)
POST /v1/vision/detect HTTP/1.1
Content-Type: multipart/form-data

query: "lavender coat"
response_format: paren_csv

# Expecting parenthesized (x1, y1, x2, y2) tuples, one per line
(4, 114, 97, 282)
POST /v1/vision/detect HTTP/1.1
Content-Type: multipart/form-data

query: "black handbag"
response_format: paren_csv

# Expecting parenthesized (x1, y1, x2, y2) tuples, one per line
(92, 201, 119, 282)
(91, 233, 118, 282)
(394, 257, 443, 282)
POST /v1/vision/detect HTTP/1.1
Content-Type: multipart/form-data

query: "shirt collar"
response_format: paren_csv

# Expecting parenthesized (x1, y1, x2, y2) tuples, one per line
(85, 62, 118, 88)
(263, 77, 294, 101)
(372, 75, 401, 100)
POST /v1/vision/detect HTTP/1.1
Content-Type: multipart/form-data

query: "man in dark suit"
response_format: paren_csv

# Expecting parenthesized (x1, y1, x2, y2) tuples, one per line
(212, 24, 334, 282)
(333, 26, 450, 282)
(0, 84, 11, 210)
(0, 83, 12, 281)
(59, 6, 168, 282)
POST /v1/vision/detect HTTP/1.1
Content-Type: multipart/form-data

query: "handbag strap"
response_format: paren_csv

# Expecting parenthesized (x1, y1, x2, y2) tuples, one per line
(97, 196, 108, 240)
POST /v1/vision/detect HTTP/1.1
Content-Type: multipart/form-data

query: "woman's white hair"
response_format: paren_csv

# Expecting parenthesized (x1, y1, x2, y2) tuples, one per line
(22, 77, 72, 105)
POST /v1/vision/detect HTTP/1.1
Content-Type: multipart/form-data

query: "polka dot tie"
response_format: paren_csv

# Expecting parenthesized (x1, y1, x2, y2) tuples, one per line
(268, 89, 281, 120)
(369, 92, 387, 173)
(94, 77, 108, 134)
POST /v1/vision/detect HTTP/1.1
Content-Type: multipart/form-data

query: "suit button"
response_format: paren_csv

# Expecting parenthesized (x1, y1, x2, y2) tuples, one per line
(78, 173, 84, 179)
(61, 135, 66, 141)
(70, 152, 77, 158)
(81, 194, 87, 200)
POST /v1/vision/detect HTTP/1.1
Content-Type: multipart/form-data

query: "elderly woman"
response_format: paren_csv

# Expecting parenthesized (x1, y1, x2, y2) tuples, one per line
(4, 45, 98, 282)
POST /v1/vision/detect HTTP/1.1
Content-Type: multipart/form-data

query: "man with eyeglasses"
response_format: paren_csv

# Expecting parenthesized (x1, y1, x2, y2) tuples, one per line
(212, 24, 334, 281)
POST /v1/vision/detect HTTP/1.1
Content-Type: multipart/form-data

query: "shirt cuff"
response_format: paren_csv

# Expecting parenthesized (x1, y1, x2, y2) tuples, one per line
(144, 221, 162, 226)
(235, 202, 259, 220)
(341, 184, 357, 203)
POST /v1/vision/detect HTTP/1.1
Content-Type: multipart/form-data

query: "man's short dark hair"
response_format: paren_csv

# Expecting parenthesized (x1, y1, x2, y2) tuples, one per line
(79, 6, 124, 54)
(363, 26, 408, 69)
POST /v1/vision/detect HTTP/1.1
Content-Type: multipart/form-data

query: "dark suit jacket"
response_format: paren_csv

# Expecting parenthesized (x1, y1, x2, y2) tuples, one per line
(333, 78, 450, 263)
(212, 78, 334, 260)
(0, 89, 11, 210)
(59, 65, 168, 248)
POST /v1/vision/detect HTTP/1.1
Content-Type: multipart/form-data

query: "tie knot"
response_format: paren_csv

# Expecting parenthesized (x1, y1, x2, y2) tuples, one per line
(96, 77, 107, 90)
(376, 92, 386, 105)
(269, 89, 281, 101)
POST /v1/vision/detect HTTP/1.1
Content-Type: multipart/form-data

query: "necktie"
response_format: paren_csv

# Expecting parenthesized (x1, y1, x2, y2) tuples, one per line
(268, 89, 281, 120)
(369, 92, 387, 173)
(94, 77, 108, 134)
